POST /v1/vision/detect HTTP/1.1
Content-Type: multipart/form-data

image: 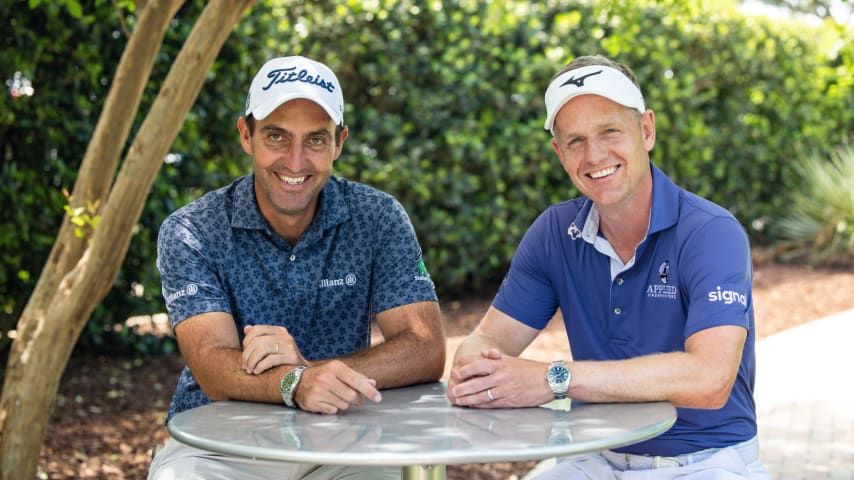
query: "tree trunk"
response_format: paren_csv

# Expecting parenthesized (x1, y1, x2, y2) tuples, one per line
(0, 1, 254, 478)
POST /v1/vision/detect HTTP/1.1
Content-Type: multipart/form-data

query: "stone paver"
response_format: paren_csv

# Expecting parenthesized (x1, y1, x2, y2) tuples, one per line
(755, 309, 854, 479)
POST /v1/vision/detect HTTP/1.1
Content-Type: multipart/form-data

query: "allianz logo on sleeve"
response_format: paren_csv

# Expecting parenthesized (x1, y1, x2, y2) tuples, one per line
(165, 283, 199, 304)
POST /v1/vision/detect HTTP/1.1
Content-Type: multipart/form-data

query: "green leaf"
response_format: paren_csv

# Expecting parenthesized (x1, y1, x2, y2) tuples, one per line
(65, 0, 83, 18)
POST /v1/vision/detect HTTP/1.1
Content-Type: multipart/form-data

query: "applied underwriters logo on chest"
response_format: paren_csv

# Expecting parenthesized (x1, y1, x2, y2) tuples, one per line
(646, 261, 678, 300)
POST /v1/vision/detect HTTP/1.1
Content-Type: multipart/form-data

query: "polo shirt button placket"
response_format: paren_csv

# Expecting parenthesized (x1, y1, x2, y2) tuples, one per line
(614, 307, 622, 315)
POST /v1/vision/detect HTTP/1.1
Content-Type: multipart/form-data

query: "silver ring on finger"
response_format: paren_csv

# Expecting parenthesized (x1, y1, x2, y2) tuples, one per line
(486, 388, 495, 402)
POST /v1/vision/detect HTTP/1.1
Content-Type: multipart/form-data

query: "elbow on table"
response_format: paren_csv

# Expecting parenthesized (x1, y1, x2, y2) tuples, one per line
(420, 338, 447, 382)
(198, 383, 229, 402)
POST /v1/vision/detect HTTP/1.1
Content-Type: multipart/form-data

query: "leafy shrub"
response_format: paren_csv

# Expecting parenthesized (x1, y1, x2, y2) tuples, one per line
(772, 141, 854, 267)
(2, 0, 852, 355)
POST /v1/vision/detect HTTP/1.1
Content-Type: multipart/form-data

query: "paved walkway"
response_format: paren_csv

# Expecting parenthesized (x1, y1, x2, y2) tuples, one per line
(523, 308, 854, 479)
(755, 308, 854, 479)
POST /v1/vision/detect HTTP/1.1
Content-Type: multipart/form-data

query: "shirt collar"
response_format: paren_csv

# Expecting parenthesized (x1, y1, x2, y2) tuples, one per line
(647, 162, 680, 235)
(569, 162, 680, 239)
(231, 174, 267, 230)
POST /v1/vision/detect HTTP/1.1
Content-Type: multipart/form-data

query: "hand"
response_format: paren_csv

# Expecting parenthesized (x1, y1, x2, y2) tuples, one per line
(447, 348, 551, 408)
(295, 360, 382, 414)
(241, 325, 306, 374)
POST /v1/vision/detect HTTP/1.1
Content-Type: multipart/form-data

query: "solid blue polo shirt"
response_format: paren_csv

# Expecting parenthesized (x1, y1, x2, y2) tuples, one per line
(157, 174, 437, 420)
(493, 163, 757, 456)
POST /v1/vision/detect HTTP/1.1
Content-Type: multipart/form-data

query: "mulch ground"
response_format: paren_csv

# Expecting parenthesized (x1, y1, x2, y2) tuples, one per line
(27, 262, 854, 479)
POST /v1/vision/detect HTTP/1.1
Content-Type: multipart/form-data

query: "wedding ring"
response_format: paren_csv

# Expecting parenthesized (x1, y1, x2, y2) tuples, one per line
(486, 388, 495, 401)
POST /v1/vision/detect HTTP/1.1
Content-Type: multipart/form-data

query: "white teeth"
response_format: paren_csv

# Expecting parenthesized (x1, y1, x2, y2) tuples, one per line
(278, 175, 307, 185)
(589, 167, 617, 179)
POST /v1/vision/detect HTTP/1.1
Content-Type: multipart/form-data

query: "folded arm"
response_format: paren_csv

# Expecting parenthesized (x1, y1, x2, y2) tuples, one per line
(448, 306, 746, 409)
(174, 300, 444, 414)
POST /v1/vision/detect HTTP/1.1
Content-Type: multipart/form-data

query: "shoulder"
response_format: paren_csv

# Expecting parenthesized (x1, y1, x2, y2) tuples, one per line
(529, 197, 587, 233)
(678, 189, 746, 235)
(671, 189, 751, 272)
(332, 176, 398, 205)
(331, 176, 409, 220)
(547, 197, 587, 218)
(160, 177, 244, 238)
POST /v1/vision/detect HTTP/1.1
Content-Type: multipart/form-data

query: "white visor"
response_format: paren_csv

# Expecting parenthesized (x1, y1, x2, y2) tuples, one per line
(543, 65, 645, 133)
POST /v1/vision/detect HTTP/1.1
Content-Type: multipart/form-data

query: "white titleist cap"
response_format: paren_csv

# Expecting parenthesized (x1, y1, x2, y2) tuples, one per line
(245, 56, 344, 124)
(543, 65, 645, 133)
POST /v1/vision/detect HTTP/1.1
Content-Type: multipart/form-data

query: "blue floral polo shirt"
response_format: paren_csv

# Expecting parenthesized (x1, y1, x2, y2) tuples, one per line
(156, 174, 437, 420)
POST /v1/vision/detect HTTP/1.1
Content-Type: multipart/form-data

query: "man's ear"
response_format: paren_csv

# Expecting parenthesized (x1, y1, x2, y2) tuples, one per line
(551, 137, 571, 173)
(333, 126, 349, 161)
(641, 109, 656, 152)
(237, 116, 253, 155)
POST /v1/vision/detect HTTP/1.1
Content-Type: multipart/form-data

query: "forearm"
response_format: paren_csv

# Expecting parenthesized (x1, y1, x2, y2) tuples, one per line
(569, 351, 737, 409)
(191, 345, 287, 404)
(333, 331, 445, 388)
(336, 301, 445, 388)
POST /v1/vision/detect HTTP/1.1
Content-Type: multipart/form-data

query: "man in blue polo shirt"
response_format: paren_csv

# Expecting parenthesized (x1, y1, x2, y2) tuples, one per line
(149, 56, 445, 479)
(447, 55, 769, 478)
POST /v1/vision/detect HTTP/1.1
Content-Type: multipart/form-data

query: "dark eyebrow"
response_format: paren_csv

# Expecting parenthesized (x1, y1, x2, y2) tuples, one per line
(259, 125, 331, 138)
(307, 127, 333, 138)
(259, 125, 288, 135)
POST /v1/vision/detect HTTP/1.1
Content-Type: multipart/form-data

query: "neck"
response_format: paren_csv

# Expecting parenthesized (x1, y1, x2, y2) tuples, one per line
(599, 213, 649, 263)
(597, 199, 652, 265)
(257, 202, 316, 246)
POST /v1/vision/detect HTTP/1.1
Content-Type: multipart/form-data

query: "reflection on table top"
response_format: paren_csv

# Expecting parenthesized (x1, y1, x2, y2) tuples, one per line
(167, 382, 676, 466)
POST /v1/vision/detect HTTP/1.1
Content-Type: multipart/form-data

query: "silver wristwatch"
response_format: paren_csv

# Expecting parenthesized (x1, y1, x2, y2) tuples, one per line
(280, 365, 308, 408)
(545, 360, 571, 400)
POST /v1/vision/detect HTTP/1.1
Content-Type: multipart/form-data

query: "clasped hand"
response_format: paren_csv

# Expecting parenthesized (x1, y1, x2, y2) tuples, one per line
(241, 324, 305, 374)
(447, 348, 550, 408)
(241, 325, 381, 414)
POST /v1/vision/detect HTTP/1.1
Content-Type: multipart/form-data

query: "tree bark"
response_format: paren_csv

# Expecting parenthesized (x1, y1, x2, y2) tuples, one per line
(0, 1, 254, 478)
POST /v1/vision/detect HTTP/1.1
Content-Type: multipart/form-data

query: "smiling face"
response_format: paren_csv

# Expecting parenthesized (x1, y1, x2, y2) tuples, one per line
(551, 94, 656, 214)
(238, 98, 348, 242)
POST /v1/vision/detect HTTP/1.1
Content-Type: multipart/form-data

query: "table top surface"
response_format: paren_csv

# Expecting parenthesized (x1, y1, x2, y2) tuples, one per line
(167, 382, 676, 466)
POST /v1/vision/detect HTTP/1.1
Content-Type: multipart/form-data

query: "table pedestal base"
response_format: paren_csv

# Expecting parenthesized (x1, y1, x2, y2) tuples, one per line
(403, 464, 445, 480)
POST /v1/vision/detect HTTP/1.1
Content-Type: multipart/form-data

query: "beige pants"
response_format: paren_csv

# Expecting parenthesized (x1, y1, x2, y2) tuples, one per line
(531, 436, 769, 480)
(148, 438, 400, 480)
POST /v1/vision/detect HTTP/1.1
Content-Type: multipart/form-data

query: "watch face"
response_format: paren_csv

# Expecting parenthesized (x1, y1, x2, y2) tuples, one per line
(282, 374, 296, 391)
(549, 365, 569, 383)
(281, 370, 299, 393)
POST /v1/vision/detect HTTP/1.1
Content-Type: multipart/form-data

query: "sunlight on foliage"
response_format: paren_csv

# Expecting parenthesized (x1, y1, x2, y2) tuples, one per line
(775, 141, 854, 267)
(63, 189, 102, 240)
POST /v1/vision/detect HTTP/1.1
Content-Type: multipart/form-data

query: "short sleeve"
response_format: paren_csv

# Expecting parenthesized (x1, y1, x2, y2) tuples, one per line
(156, 215, 232, 328)
(679, 216, 753, 338)
(369, 198, 438, 314)
(492, 210, 559, 330)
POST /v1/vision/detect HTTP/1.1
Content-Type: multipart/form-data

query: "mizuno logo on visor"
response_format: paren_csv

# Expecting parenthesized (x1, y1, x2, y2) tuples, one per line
(560, 70, 603, 88)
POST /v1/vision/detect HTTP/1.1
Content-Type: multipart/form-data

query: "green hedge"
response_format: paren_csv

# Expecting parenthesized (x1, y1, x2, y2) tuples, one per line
(1, 0, 851, 353)
(283, 0, 854, 291)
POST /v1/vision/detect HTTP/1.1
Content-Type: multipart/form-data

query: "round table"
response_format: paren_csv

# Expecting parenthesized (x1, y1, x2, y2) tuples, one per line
(167, 382, 676, 479)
